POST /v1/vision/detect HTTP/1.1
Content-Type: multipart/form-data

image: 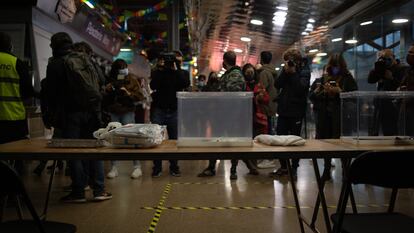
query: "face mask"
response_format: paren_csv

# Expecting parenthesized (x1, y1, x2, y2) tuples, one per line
(244, 74, 254, 82)
(118, 68, 129, 76)
(407, 54, 414, 66)
(198, 81, 206, 87)
(331, 66, 341, 76)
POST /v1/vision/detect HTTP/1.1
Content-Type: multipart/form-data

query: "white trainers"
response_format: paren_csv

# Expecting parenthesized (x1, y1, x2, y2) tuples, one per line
(257, 160, 277, 169)
(107, 167, 119, 179)
(131, 167, 142, 179)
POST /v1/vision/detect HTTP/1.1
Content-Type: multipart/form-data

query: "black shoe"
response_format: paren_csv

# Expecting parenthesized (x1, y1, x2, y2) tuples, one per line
(93, 191, 112, 202)
(60, 193, 86, 203)
(197, 168, 216, 177)
(248, 169, 259, 175)
(152, 169, 162, 178)
(170, 168, 181, 177)
(230, 172, 238, 180)
(33, 165, 44, 176)
(269, 168, 288, 178)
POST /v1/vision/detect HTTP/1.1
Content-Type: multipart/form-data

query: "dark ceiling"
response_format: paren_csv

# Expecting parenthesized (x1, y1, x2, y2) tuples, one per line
(103, 0, 352, 72)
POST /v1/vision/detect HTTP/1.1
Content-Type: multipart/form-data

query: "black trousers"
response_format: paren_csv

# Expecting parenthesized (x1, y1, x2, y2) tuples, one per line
(276, 116, 303, 170)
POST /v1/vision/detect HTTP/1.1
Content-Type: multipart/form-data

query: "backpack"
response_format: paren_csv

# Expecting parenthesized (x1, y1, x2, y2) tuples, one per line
(64, 52, 102, 110)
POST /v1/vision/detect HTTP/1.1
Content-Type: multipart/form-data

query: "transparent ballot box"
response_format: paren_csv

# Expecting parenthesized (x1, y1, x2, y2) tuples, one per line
(340, 91, 414, 144)
(177, 92, 253, 147)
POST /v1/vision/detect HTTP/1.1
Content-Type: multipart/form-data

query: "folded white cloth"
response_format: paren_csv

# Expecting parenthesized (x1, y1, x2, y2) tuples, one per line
(254, 134, 306, 146)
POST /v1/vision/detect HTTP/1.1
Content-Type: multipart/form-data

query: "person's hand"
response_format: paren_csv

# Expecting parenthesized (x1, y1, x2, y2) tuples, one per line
(105, 83, 113, 92)
(120, 87, 131, 95)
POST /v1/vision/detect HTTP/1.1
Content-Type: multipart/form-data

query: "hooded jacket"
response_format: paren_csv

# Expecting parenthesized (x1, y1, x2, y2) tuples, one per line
(258, 64, 278, 116)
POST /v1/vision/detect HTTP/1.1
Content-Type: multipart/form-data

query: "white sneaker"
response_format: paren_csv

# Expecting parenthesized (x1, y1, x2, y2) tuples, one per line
(257, 160, 277, 169)
(107, 167, 119, 179)
(131, 167, 142, 179)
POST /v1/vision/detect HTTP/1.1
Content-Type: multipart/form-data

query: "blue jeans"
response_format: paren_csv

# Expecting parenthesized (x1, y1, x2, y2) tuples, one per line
(109, 112, 140, 168)
(62, 112, 105, 197)
(150, 107, 179, 171)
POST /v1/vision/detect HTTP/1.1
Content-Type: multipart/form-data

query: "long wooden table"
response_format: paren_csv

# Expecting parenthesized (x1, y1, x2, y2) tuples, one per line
(1, 138, 414, 233)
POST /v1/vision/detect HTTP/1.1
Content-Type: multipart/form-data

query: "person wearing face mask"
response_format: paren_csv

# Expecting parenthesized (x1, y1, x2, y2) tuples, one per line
(368, 49, 407, 136)
(195, 74, 207, 91)
(309, 54, 357, 180)
(198, 51, 245, 180)
(399, 44, 414, 136)
(104, 59, 145, 179)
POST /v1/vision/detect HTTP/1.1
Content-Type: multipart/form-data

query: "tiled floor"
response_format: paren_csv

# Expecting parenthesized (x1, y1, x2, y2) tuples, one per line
(3, 159, 414, 233)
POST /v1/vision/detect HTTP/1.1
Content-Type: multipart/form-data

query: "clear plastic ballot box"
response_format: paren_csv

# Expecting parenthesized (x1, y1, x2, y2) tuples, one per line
(340, 91, 414, 144)
(177, 92, 253, 147)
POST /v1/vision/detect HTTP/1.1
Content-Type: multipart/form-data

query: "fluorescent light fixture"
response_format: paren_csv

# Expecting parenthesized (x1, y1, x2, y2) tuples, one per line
(331, 37, 343, 42)
(308, 18, 315, 23)
(306, 23, 314, 29)
(276, 6, 288, 11)
(316, 52, 327, 57)
(245, 2, 249, 6)
(83, 0, 95, 9)
(280, 63, 285, 67)
(250, 19, 263, 25)
(302, 32, 309, 36)
(234, 48, 243, 53)
(275, 67, 280, 71)
(274, 11, 287, 17)
(345, 39, 358, 44)
(360, 20, 373, 26)
(240, 37, 251, 42)
(309, 49, 319, 53)
(392, 18, 409, 24)
(305, 28, 313, 32)
(120, 48, 132, 52)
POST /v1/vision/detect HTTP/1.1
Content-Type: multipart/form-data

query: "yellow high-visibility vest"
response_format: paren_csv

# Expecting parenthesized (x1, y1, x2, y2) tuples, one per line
(0, 52, 25, 120)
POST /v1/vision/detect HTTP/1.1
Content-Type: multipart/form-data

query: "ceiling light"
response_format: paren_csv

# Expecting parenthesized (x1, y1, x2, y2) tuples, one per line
(275, 67, 280, 71)
(392, 18, 409, 24)
(245, 2, 249, 6)
(240, 37, 251, 42)
(302, 32, 309, 36)
(280, 63, 285, 67)
(360, 20, 373, 26)
(305, 28, 313, 32)
(194, 63, 198, 67)
(345, 39, 358, 44)
(274, 11, 287, 17)
(306, 23, 314, 29)
(120, 48, 132, 52)
(83, 0, 95, 9)
(316, 52, 327, 57)
(309, 49, 319, 53)
(308, 18, 315, 23)
(273, 17, 286, 26)
(234, 48, 243, 53)
(331, 38, 342, 42)
(250, 19, 263, 25)
(276, 6, 288, 11)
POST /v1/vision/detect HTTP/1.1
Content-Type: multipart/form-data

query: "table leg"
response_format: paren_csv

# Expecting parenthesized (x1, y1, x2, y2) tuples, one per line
(41, 160, 57, 220)
(312, 158, 332, 233)
(286, 159, 305, 233)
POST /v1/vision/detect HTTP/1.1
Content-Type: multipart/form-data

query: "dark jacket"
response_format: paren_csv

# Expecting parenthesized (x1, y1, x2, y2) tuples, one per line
(309, 72, 358, 139)
(150, 68, 190, 110)
(275, 66, 310, 118)
(368, 64, 407, 91)
(258, 64, 278, 116)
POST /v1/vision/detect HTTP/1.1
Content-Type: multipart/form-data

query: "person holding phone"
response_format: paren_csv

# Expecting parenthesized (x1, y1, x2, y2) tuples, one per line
(309, 54, 357, 180)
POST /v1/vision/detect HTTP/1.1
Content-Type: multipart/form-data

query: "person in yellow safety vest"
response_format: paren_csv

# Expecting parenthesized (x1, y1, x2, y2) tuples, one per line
(0, 31, 34, 144)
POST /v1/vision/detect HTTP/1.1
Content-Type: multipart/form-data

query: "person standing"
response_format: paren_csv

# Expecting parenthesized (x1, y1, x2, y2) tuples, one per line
(310, 54, 358, 180)
(399, 44, 414, 136)
(45, 32, 111, 203)
(0, 31, 34, 144)
(270, 48, 310, 179)
(368, 49, 406, 136)
(197, 51, 245, 180)
(104, 59, 144, 179)
(150, 52, 190, 177)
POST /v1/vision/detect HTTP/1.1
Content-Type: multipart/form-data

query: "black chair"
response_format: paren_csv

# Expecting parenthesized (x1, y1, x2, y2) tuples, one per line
(0, 161, 76, 233)
(331, 150, 414, 233)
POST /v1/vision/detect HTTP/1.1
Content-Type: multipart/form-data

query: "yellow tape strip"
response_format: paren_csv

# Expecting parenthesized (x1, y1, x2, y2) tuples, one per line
(146, 183, 172, 233)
